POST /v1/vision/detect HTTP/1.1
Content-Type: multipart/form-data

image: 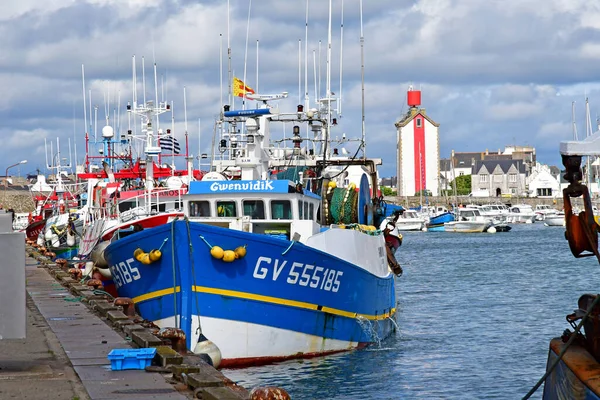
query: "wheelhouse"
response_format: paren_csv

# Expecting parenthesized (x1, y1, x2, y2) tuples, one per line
(184, 179, 321, 242)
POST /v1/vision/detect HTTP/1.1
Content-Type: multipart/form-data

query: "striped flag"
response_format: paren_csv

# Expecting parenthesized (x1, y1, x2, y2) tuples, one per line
(160, 135, 180, 154)
(233, 77, 255, 98)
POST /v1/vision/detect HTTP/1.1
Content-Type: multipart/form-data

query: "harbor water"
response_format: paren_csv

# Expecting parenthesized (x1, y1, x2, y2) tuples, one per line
(223, 223, 600, 399)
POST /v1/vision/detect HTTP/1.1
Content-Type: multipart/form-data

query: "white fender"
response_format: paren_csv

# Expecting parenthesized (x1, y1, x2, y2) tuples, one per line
(193, 334, 222, 369)
(51, 234, 60, 248)
(83, 261, 94, 277)
(66, 230, 75, 247)
(91, 241, 110, 269)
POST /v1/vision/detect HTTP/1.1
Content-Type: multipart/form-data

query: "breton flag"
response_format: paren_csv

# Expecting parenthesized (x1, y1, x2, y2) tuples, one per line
(233, 77, 255, 98)
(160, 135, 181, 154)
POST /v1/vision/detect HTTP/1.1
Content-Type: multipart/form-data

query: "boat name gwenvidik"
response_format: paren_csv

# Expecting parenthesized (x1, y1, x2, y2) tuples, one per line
(210, 181, 274, 192)
(109, 258, 141, 288)
(253, 256, 343, 293)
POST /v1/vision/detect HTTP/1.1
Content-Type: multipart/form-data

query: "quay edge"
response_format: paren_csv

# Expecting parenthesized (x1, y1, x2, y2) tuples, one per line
(25, 244, 292, 400)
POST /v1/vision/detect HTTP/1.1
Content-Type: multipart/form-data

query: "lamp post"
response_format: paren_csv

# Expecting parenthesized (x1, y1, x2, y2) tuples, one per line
(5, 160, 27, 189)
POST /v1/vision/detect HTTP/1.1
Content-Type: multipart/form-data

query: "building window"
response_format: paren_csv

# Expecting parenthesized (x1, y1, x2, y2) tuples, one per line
(493, 174, 503, 182)
(216, 201, 237, 217)
(511, 188, 516, 194)
(480, 174, 488, 183)
(416, 118, 422, 128)
(537, 188, 552, 197)
(189, 201, 210, 217)
(459, 172, 464, 176)
(243, 200, 265, 219)
(271, 200, 292, 220)
(509, 173, 517, 183)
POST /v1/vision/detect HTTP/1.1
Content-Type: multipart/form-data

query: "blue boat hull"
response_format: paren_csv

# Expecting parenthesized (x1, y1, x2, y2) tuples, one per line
(103, 220, 397, 367)
(427, 212, 454, 232)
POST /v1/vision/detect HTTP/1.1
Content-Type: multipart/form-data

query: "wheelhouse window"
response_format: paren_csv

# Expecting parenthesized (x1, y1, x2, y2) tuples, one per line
(118, 201, 136, 213)
(309, 203, 314, 220)
(298, 200, 304, 219)
(216, 201, 237, 217)
(303, 202, 309, 220)
(189, 201, 210, 217)
(271, 200, 292, 219)
(243, 200, 265, 219)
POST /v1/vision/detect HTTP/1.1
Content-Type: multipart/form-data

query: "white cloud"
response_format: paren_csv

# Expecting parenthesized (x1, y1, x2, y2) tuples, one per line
(2, 0, 600, 178)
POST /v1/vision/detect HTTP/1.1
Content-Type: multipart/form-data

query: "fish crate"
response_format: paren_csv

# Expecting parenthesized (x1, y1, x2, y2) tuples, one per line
(107, 348, 157, 371)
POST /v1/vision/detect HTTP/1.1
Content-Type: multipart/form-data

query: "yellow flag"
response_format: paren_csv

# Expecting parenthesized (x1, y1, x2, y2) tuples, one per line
(233, 77, 255, 97)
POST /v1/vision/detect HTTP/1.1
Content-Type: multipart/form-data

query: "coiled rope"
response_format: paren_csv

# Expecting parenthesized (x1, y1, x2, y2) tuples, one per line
(522, 293, 600, 399)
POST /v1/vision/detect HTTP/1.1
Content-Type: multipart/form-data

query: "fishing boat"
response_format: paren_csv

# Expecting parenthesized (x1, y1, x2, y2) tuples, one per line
(532, 128, 600, 398)
(443, 207, 491, 233)
(102, 91, 402, 367)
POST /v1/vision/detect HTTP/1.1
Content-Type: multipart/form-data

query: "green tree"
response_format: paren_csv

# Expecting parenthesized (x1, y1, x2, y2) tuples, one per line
(414, 189, 432, 197)
(381, 186, 397, 196)
(448, 175, 471, 196)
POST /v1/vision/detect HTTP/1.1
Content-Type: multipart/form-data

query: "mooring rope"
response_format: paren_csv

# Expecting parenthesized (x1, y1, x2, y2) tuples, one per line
(522, 293, 600, 399)
(170, 218, 179, 329)
(184, 217, 203, 336)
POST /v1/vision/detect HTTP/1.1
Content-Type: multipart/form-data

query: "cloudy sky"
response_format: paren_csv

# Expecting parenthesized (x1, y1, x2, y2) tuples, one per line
(2, 0, 599, 178)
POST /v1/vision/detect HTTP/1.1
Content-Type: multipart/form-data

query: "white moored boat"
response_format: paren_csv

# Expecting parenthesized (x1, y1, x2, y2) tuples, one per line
(506, 204, 536, 224)
(394, 209, 427, 231)
(544, 213, 565, 227)
(535, 204, 559, 221)
(444, 208, 491, 233)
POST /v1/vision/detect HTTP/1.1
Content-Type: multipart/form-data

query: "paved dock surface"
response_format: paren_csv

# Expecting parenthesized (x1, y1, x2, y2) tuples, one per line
(0, 256, 188, 399)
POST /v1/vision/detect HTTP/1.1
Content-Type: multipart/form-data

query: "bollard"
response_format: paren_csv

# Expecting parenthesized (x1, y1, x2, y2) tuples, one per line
(0, 232, 25, 338)
(113, 297, 136, 317)
(157, 328, 188, 354)
(249, 387, 291, 400)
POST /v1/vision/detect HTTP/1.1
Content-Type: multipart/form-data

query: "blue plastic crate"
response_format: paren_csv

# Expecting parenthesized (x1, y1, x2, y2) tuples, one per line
(107, 348, 157, 371)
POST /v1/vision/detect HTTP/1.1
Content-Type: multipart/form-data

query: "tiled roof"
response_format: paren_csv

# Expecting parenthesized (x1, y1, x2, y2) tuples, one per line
(395, 107, 440, 128)
(472, 159, 526, 174)
(453, 152, 484, 168)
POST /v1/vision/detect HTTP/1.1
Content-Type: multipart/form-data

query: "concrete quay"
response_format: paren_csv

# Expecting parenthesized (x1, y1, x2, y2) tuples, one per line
(3, 248, 291, 400)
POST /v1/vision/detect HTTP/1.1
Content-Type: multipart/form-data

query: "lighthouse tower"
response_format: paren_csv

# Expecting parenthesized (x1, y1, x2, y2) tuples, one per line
(395, 88, 440, 197)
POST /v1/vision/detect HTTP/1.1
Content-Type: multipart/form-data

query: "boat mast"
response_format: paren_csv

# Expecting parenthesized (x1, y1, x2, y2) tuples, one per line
(242, 0, 252, 111)
(227, 0, 232, 108)
(359, 0, 366, 158)
(304, 0, 309, 111)
(338, 0, 344, 117)
(82, 64, 88, 172)
(323, 0, 332, 162)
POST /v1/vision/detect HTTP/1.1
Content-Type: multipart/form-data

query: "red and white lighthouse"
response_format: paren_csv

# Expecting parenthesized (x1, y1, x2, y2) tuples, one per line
(395, 88, 440, 197)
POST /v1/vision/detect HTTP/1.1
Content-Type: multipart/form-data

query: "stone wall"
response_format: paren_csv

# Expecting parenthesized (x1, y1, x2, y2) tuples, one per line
(0, 190, 35, 213)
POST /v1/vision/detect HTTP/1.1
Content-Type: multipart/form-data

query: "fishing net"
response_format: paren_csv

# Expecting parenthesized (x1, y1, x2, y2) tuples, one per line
(328, 187, 358, 225)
